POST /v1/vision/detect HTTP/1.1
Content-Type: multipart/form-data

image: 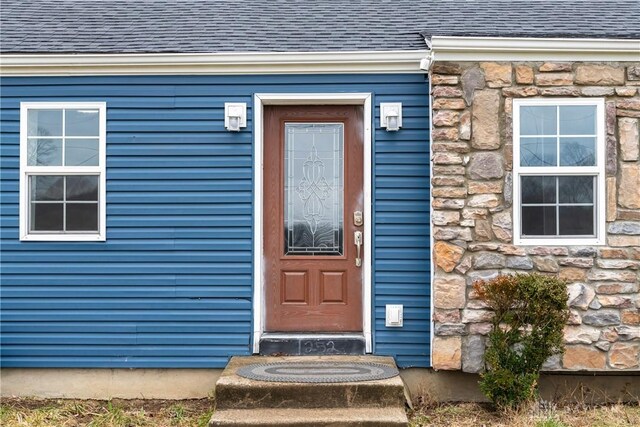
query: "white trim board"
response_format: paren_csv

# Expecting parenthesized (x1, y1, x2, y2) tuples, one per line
(0, 50, 429, 76)
(252, 93, 373, 353)
(430, 36, 640, 61)
(512, 98, 606, 246)
(19, 102, 107, 242)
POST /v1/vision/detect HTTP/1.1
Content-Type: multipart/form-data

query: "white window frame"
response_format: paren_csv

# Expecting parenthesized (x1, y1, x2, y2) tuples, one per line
(513, 98, 606, 246)
(19, 102, 107, 241)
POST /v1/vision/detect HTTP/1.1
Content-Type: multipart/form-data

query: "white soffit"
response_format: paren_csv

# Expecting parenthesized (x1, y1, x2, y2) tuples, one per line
(0, 50, 429, 76)
(430, 36, 640, 61)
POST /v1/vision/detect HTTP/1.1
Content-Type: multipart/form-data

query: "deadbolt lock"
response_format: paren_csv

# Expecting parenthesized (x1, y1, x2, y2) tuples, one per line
(353, 211, 363, 227)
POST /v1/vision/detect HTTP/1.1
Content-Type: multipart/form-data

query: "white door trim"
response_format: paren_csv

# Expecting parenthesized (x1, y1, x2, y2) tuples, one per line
(252, 93, 373, 353)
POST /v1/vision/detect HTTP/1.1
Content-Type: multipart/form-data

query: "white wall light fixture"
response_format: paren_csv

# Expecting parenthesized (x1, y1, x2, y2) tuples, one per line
(225, 102, 247, 131)
(380, 102, 402, 131)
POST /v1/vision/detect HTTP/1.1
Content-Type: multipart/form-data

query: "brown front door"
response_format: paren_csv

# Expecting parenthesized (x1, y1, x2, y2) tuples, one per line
(264, 105, 364, 332)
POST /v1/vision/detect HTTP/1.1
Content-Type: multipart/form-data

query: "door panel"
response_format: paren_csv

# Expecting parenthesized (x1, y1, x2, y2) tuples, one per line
(264, 105, 364, 332)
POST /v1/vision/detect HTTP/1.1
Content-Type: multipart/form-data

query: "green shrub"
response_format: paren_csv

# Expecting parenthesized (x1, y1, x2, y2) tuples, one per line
(474, 273, 569, 409)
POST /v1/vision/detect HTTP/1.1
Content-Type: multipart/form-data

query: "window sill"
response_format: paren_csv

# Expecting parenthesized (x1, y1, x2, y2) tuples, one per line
(20, 234, 105, 242)
(514, 236, 605, 246)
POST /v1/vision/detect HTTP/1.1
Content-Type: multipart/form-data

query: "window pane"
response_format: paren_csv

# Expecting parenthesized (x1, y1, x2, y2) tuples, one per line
(30, 175, 63, 201)
(284, 123, 344, 256)
(27, 138, 63, 166)
(27, 109, 62, 137)
(521, 176, 556, 204)
(520, 106, 556, 135)
(65, 138, 99, 166)
(31, 203, 63, 231)
(559, 176, 594, 204)
(559, 105, 596, 135)
(66, 175, 99, 201)
(559, 137, 596, 166)
(66, 203, 99, 231)
(559, 206, 594, 235)
(520, 137, 557, 166)
(65, 109, 100, 137)
(522, 206, 556, 236)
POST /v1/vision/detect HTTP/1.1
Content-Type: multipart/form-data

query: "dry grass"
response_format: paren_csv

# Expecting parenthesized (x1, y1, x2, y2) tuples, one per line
(0, 398, 214, 427)
(408, 397, 640, 427)
(1, 397, 638, 426)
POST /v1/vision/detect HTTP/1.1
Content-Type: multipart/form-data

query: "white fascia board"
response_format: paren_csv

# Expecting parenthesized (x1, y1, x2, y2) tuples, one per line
(431, 36, 640, 61)
(0, 50, 429, 76)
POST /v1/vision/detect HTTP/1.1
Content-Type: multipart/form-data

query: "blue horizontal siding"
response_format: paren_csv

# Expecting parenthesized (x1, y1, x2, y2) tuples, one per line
(0, 73, 430, 369)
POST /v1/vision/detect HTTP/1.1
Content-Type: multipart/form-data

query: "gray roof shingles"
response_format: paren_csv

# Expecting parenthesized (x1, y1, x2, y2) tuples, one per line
(1, 0, 639, 54)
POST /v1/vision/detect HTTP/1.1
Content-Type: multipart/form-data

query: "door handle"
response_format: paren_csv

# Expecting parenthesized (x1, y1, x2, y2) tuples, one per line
(354, 231, 363, 267)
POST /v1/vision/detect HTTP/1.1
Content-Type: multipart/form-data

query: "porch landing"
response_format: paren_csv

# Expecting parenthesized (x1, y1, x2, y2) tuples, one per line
(209, 355, 409, 426)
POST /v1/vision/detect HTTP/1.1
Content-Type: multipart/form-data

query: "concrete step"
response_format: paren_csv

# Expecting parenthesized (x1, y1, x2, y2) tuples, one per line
(209, 407, 408, 426)
(214, 355, 407, 410)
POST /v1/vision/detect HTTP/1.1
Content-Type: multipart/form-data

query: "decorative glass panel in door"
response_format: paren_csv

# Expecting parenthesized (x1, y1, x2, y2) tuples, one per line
(284, 123, 344, 255)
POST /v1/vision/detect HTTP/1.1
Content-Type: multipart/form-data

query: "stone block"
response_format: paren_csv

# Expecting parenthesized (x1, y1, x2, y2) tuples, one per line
(616, 325, 640, 341)
(533, 256, 559, 273)
(569, 247, 597, 257)
(595, 281, 639, 294)
(433, 198, 465, 209)
(617, 99, 640, 111)
(433, 110, 461, 127)
(606, 101, 616, 135)
(619, 118, 639, 161)
(467, 194, 501, 208)
(582, 310, 621, 326)
(433, 165, 465, 175)
(435, 323, 466, 336)
(468, 180, 503, 194)
(432, 210, 461, 226)
(558, 257, 594, 268)
(433, 309, 462, 324)
(609, 342, 640, 369)
(539, 86, 580, 96)
(502, 86, 538, 97)
(563, 345, 606, 370)
(433, 152, 463, 165)
(505, 256, 533, 270)
(539, 62, 572, 72)
(606, 177, 617, 221)
(432, 336, 462, 370)
(462, 335, 486, 373)
(461, 309, 494, 323)
(527, 247, 569, 256)
(473, 252, 506, 269)
(622, 310, 640, 325)
(433, 226, 473, 241)
(434, 274, 466, 309)
(432, 74, 459, 85)
(567, 283, 595, 310)
(587, 269, 637, 282)
(616, 87, 637, 96)
(468, 152, 504, 179)
(608, 235, 640, 247)
(480, 62, 512, 87)
(559, 267, 587, 282)
(462, 66, 486, 105)
(459, 110, 471, 140)
(432, 175, 465, 186)
(432, 62, 462, 75)
(599, 295, 634, 308)
(491, 210, 512, 242)
(434, 241, 465, 273)
(471, 90, 501, 149)
(564, 325, 600, 344)
(535, 73, 573, 86)
(575, 65, 625, 85)
(596, 259, 639, 270)
(581, 87, 615, 96)
(433, 127, 459, 141)
(474, 219, 493, 241)
(432, 186, 467, 198)
(515, 65, 534, 84)
(627, 65, 640, 81)
(618, 209, 640, 221)
(432, 86, 464, 98)
(433, 98, 466, 110)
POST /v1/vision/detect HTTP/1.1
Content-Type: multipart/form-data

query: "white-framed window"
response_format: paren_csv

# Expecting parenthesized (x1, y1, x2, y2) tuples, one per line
(513, 98, 605, 246)
(19, 102, 106, 241)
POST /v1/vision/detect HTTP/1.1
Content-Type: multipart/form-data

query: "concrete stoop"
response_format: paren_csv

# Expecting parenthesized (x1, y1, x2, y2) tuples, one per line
(209, 355, 409, 427)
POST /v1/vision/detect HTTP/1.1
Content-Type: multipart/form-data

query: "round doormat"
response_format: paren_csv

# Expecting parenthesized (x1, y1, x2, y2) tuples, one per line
(236, 361, 399, 383)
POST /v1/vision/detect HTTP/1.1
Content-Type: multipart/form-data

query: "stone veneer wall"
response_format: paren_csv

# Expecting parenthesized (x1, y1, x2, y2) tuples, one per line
(430, 61, 640, 372)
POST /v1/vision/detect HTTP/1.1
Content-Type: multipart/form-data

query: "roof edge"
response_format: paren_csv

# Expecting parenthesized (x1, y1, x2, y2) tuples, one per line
(430, 36, 640, 61)
(0, 50, 430, 76)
